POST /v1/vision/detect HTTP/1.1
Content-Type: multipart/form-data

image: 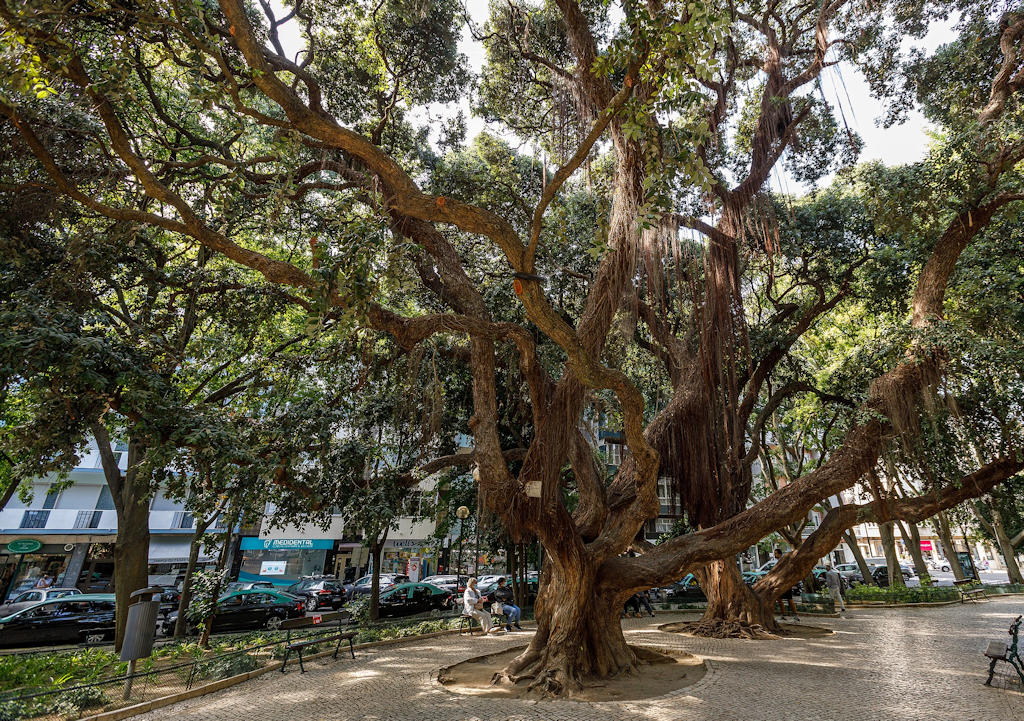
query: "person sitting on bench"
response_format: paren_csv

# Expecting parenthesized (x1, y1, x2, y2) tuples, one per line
(494, 577, 522, 631)
(463, 577, 499, 635)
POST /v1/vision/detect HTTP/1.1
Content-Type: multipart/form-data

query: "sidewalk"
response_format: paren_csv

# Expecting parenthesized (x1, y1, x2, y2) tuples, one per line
(130, 597, 1024, 721)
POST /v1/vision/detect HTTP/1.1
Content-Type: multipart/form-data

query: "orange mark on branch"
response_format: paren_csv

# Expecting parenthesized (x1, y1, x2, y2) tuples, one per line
(435, 196, 447, 210)
(513, 278, 524, 296)
(229, 25, 236, 36)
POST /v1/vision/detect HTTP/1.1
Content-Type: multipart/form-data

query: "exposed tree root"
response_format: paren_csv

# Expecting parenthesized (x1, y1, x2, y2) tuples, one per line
(661, 618, 780, 639)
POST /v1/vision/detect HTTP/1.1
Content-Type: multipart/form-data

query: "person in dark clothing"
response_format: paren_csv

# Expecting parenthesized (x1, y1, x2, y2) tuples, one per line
(636, 589, 656, 617)
(622, 594, 641, 617)
(494, 577, 522, 631)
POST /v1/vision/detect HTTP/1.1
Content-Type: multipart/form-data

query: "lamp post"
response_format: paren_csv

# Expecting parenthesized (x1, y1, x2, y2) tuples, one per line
(455, 505, 470, 580)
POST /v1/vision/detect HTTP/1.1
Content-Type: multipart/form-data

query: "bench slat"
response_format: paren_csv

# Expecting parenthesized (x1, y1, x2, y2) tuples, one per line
(984, 640, 1008, 659)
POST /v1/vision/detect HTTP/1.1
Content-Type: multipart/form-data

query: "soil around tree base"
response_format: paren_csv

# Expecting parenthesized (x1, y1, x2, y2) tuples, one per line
(437, 644, 706, 701)
(659, 620, 834, 639)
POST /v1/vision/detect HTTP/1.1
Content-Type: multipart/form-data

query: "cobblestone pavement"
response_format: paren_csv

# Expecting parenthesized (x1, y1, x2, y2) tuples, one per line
(134, 597, 1024, 721)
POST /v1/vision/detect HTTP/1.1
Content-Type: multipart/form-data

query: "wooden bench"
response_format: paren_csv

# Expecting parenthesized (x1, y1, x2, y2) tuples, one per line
(279, 611, 356, 673)
(953, 578, 987, 603)
(984, 615, 1023, 686)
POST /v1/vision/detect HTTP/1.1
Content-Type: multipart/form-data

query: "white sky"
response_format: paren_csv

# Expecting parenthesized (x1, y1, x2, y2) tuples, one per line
(273, 1, 958, 190)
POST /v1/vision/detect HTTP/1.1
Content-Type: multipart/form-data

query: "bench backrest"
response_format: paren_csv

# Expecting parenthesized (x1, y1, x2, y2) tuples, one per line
(953, 579, 979, 587)
(1009, 615, 1022, 657)
(279, 610, 351, 631)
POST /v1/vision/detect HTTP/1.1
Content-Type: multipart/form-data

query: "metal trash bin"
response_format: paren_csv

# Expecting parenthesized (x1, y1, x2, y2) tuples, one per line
(120, 586, 163, 662)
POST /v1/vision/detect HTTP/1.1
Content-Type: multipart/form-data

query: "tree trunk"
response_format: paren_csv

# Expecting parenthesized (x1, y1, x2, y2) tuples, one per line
(990, 504, 1024, 585)
(896, 520, 932, 586)
(199, 511, 235, 648)
(174, 533, 204, 638)
(878, 522, 904, 587)
(368, 537, 385, 622)
(494, 565, 636, 695)
(695, 560, 779, 634)
(932, 511, 965, 580)
(113, 498, 151, 652)
(844, 530, 877, 586)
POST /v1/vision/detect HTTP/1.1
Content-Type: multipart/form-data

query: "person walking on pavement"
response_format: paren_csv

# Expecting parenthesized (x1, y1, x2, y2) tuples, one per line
(636, 589, 656, 617)
(463, 577, 499, 635)
(825, 563, 847, 613)
(494, 577, 522, 631)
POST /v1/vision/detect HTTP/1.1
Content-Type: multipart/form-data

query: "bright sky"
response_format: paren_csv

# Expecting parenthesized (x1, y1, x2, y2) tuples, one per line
(273, 1, 958, 190)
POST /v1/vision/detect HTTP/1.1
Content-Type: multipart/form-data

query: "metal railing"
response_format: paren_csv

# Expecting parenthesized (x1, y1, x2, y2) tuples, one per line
(19, 511, 50, 529)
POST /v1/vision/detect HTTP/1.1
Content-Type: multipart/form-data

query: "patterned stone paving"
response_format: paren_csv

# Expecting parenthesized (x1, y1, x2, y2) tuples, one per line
(133, 597, 1024, 721)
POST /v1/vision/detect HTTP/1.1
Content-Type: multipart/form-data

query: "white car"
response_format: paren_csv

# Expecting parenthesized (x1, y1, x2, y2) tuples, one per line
(0, 587, 83, 617)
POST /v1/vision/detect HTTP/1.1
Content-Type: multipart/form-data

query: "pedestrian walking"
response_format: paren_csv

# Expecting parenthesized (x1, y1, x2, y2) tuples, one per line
(463, 577, 499, 635)
(825, 563, 847, 613)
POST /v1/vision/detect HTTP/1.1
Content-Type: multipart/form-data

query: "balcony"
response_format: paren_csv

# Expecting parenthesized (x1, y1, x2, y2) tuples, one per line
(0, 508, 116, 532)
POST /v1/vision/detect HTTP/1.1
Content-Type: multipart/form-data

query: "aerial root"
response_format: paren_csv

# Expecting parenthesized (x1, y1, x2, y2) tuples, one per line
(677, 618, 779, 639)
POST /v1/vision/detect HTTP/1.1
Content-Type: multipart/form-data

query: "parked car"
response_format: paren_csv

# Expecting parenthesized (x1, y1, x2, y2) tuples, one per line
(478, 578, 539, 606)
(663, 574, 707, 602)
(162, 589, 305, 635)
(0, 595, 116, 647)
(224, 581, 276, 594)
(0, 587, 82, 618)
(376, 583, 453, 618)
(927, 559, 952, 572)
(420, 575, 466, 594)
(346, 574, 410, 600)
(848, 565, 917, 587)
(286, 578, 346, 611)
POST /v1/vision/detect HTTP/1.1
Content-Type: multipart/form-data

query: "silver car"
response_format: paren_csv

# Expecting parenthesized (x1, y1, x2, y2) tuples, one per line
(0, 587, 83, 617)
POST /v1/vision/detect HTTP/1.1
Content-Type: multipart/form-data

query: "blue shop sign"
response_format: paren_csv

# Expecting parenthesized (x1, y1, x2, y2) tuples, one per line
(239, 537, 334, 551)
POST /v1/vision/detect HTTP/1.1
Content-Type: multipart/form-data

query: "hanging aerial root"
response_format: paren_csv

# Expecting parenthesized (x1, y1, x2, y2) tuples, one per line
(661, 619, 780, 639)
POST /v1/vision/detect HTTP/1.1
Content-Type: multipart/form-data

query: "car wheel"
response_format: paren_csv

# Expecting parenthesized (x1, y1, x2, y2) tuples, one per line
(429, 608, 441, 617)
(306, 596, 318, 611)
(266, 615, 284, 631)
(942, 565, 950, 572)
(84, 632, 106, 644)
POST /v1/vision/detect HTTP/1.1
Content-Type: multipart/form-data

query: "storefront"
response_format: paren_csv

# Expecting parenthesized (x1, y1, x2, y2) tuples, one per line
(381, 539, 436, 580)
(237, 537, 336, 586)
(147, 536, 219, 586)
(0, 538, 74, 600)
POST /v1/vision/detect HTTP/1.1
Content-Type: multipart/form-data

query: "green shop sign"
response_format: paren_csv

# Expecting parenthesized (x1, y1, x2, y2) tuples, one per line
(5, 539, 42, 554)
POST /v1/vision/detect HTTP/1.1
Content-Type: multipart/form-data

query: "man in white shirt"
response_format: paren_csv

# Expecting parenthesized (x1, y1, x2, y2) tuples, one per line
(463, 577, 497, 635)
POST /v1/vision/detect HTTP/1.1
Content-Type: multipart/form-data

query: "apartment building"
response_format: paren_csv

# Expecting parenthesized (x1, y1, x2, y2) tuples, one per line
(0, 441, 224, 600)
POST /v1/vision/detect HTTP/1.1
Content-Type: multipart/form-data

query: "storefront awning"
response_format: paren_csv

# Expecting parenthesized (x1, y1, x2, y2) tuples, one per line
(148, 537, 216, 564)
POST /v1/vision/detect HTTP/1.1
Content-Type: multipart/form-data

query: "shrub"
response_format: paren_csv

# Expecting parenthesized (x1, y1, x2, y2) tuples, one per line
(192, 653, 260, 681)
(845, 585, 958, 603)
(50, 686, 107, 715)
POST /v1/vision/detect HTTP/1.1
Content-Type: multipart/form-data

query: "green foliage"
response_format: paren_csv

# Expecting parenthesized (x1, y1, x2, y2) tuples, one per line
(845, 585, 960, 603)
(191, 653, 260, 682)
(185, 569, 228, 627)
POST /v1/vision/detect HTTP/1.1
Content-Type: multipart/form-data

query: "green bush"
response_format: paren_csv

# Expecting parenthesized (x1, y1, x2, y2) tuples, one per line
(0, 648, 124, 695)
(50, 686, 107, 715)
(192, 653, 260, 682)
(846, 585, 959, 603)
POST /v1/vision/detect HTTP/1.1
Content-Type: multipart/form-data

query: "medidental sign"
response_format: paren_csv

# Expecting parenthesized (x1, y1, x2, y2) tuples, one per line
(239, 537, 334, 551)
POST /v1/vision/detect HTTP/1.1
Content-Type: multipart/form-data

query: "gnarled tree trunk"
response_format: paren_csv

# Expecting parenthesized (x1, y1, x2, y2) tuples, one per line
(989, 504, 1024, 585)
(897, 520, 932, 585)
(695, 560, 778, 634)
(494, 564, 636, 695)
(844, 530, 877, 586)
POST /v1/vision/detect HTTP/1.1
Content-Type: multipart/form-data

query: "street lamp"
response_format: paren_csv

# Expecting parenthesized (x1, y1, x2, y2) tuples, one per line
(455, 505, 470, 581)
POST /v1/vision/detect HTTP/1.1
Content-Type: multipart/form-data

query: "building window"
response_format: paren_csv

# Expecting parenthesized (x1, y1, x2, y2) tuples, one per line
(657, 477, 680, 516)
(95, 486, 115, 511)
(172, 511, 195, 529)
(20, 510, 50, 528)
(151, 489, 184, 511)
(74, 511, 102, 529)
(606, 443, 623, 467)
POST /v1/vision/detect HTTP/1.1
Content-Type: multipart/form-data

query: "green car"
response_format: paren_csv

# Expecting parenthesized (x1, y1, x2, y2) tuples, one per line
(377, 583, 453, 618)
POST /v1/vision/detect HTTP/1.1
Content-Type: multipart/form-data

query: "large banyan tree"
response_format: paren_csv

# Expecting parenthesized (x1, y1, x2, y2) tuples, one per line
(2, 0, 1024, 694)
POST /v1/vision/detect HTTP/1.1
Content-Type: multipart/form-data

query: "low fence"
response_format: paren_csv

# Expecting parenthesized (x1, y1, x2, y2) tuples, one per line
(0, 603, 535, 721)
